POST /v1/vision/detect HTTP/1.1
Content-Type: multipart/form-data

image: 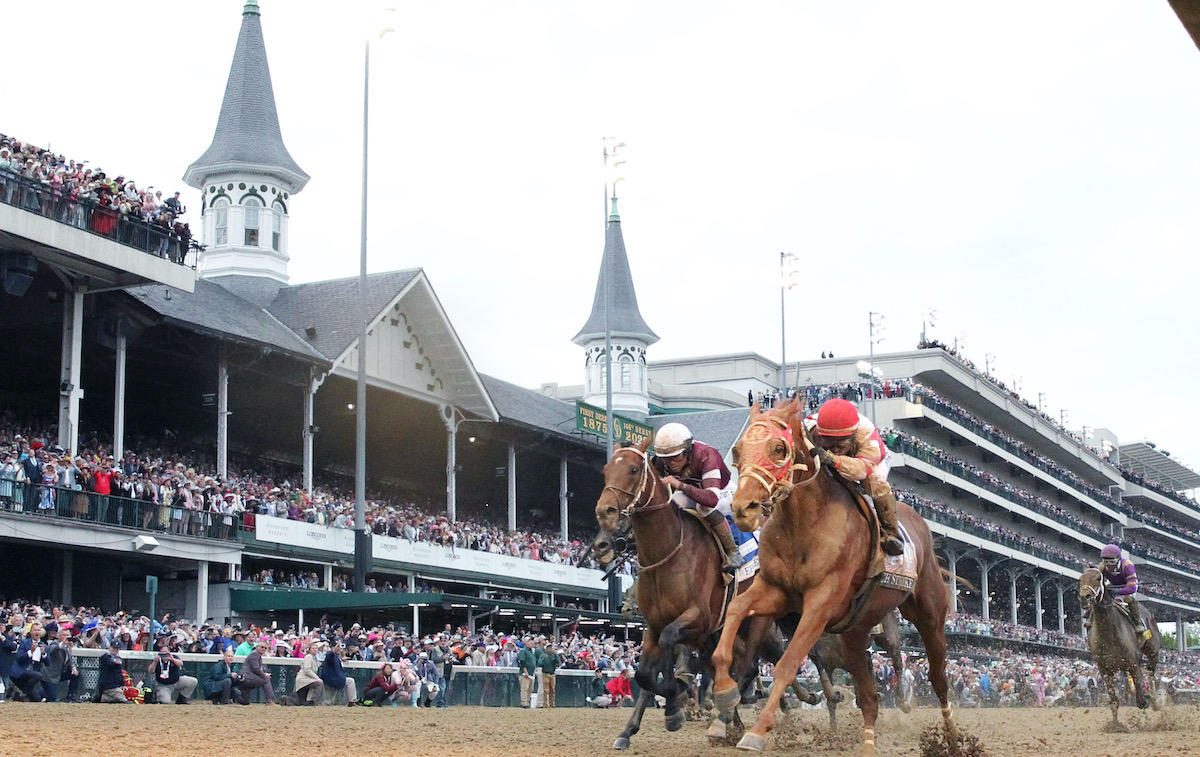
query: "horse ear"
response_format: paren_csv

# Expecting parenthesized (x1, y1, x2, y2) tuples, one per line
(750, 402, 762, 415)
(637, 437, 652, 454)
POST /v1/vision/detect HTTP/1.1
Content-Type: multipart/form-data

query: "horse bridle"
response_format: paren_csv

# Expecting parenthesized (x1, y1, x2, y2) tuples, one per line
(1079, 567, 1105, 615)
(736, 414, 818, 517)
(600, 446, 683, 571)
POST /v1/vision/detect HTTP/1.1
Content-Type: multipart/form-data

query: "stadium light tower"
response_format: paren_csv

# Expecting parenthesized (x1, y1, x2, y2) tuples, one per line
(868, 312, 885, 424)
(984, 353, 996, 376)
(920, 305, 937, 345)
(354, 6, 395, 592)
(780, 253, 799, 392)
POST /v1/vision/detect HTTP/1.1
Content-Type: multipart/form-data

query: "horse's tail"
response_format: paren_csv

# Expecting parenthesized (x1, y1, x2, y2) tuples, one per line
(939, 565, 958, 621)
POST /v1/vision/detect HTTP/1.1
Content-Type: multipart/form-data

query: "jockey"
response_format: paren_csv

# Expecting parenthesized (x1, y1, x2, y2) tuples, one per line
(804, 398, 904, 556)
(1099, 544, 1152, 642)
(652, 422, 744, 572)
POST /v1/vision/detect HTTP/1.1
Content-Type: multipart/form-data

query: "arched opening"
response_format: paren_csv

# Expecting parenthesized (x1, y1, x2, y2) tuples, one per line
(243, 195, 263, 247)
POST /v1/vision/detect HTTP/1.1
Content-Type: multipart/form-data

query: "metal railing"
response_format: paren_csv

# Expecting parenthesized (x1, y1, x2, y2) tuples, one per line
(920, 508, 1089, 571)
(0, 168, 200, 268)
(0, 479, 240, 541)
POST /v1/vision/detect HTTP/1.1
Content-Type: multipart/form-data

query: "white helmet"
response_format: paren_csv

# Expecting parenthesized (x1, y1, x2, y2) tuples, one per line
(654, 423, 693, 458)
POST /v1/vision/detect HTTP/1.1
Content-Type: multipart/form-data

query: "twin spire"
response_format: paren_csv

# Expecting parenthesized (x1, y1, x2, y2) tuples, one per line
(572, 198, 658, 346)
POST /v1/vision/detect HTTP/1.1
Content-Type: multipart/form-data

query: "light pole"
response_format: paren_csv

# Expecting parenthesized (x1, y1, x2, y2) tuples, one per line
(354, 10, 394, 592)
(984, 353, 996, 376)
(602, 138, 626, 458)
(921, 305, 937, 345)
(780, 253, 798, 393)
(1060, 409, 1069, 428)
(868, 311, 885, 424)
(953, 331, 967, 356)
(1038, 392, 1047, 412)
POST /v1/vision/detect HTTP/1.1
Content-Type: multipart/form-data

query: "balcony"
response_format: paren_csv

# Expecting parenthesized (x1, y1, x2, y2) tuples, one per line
(0, 169, 196, 291)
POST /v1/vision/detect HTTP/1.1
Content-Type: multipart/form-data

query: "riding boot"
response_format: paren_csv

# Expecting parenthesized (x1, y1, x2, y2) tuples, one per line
(1126, 597, 1152, 643)
(872, 488, 905, 557)
(702, 509, 745, 572)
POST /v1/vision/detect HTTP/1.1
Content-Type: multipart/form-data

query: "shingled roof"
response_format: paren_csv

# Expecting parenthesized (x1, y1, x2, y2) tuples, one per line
(267, 270, 421, 362)
(573, 201, 658, 346)
(126, 278, 327, 364)
(183, 1, 309, 191)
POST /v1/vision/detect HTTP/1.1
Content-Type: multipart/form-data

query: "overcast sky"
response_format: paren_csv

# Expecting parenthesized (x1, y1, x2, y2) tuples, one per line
(4, 2, 1199, 478)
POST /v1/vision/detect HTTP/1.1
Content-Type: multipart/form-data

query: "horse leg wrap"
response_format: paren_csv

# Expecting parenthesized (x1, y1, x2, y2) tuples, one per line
(736, 732, 769, 752)
(714, 685, 741, 716)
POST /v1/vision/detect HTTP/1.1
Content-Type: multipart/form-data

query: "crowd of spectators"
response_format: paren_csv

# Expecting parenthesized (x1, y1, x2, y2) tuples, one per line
(885, 428, 1108, 541)
(943, 613, 1085, 651)
(894, 488, 1091, 571)
(0, 132, 195, 263)
(0, 411, 598, 572)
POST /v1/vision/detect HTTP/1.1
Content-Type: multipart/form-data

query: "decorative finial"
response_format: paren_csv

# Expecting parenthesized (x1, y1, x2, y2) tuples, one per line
(608, 197, 620, 222)
(244, 0, 260, 16)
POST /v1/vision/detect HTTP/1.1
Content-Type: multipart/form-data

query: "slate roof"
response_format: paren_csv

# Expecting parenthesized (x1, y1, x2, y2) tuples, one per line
(125, 278, 327, 364)
(184, 2, 309, 191)
(649, 408, 751, 458)
(572, 203, 658, 346)
(267, 270, 421, 361)
(481, 375, 601, 446)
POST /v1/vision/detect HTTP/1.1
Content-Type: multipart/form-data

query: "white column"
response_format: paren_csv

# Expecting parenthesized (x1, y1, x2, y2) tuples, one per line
(1008, 570, 1019, 625)
(216, 346, 229, 479)
(60, 550, 73, 606)
(446, 422, 457, 522)
(113, 331, 126, 460)
(1056, 583, 1066, 634)
(303, 369, 315, 493)
(323, 564, 333, 591)
(559, 457, 569, 541)
(979, 560, 991, 621)
(58, 284, 86, 454)
(195, 561, 209, 624)
(1034, 575, 1044, 631)
(507, 442, 517, 531)
(1178, 616, 1187, 653)
(298, 608, 305, 633)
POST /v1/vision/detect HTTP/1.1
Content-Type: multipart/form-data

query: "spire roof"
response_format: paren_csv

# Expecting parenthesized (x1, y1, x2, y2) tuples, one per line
(183, 2, 309, 192)
(572, 199, 659, 346)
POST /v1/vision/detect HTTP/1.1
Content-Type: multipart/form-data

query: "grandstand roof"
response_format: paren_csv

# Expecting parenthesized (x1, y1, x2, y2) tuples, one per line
(482, 374, 600, 445)
(648, 407, 751, 458)
(1119, 441, 1200, 490)
(572, 201, 658, 346)
(268, 270, 421, 362)
(126, 278, 328, 364)
(1169, 0, 1200, 52)
(183, 1, 309, 192)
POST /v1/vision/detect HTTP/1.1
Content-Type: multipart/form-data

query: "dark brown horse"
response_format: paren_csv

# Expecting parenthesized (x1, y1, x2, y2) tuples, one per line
(594, 439, 814, 749)
(805, 611, 909, 730)
(1078, 567, 1161, 725)
(710, 400, 958, 756)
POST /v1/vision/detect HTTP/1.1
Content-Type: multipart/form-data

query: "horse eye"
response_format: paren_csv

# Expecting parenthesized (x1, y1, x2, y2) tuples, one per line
(631, 465, 641, 475)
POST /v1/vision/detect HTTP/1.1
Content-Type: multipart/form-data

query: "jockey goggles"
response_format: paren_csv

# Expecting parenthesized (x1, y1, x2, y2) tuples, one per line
(737, 415, 813, 498)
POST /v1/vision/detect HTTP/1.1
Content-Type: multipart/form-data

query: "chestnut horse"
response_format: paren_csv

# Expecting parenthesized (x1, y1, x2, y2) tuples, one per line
(1078, 567, 1161, 725)
(710, 400, 958, 756)
(595, 438, 811, 750)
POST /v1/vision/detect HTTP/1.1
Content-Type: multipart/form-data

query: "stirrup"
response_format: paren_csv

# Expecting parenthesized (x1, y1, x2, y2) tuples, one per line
(1139, 629, 1152, 643)
(723, 552, 745, 572)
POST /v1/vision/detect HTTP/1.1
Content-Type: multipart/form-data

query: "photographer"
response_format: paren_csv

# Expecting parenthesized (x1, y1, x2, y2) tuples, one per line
(45, 628, 80, 702)
(147, 640, 197, 704)
(11, 622, 48, 701)
(97, 641, 130, 703)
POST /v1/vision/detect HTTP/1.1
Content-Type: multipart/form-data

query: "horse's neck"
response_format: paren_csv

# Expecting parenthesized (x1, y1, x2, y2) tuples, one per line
(779, 470, 838, 530)
(632, 483, 681, 564)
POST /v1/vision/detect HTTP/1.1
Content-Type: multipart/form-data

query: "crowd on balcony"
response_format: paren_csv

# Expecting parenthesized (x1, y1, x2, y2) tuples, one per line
(0, 411, 597, 571)
(0, 132, 194, 262)
(885, 428, 1108, 541)
(1121, 468, 1199, 510)
(894, 488, 1090, 571)
(945, 613, 1085, 651)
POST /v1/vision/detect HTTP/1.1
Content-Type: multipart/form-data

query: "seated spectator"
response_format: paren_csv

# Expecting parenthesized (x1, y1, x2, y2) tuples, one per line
(97, 641, 130, 703)
(11, 624, 47, 702)
(391, 658, 420, 707)
(319, 642, 358, 706)
(204, 648, 241, 704)
(591, 668, 634, 708)
(148, 642, 197, 704)
(235, 640, 276, 705)
(363, 663, 399, 706)
(293, 640, 324, 705)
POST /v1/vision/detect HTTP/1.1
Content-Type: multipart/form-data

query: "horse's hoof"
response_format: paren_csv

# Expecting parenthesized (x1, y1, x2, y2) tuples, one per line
(736, 732, 768, 752)
(714, 686, 741, 716)
(612, 737, 631, 750)
(665, 710, 685, 732)
(707, 719, 727, 740)
(898, 701, 912, 714)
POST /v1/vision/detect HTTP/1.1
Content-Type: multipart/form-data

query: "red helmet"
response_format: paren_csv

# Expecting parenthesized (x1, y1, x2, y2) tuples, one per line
(816, 399, 860, 437)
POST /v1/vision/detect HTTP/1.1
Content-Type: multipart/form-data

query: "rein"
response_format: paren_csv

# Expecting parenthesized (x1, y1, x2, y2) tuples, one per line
(737, 413, 817, 518)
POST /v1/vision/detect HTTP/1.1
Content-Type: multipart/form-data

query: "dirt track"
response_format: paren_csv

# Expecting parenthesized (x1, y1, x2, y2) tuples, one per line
(2, 702, 1196, 756)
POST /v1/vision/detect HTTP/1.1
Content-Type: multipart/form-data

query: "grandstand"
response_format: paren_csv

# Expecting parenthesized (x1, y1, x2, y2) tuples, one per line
(0, 0, 1195, 663)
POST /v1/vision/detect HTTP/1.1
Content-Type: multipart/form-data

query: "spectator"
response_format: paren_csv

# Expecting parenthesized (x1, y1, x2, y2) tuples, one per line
(539, 643, 561, 708)
(294, 640, 324, 706)
(363, 663, 399, 706)
(517, 636, 538, 708)
(45, 627, 80, 703)
(204, 647, 241, 705)
(414, 651, 439, 707)
(319, 642, 358, 706)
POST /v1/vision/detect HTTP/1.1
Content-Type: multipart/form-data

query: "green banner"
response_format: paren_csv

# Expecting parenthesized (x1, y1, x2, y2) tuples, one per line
(575, 401, 653, 445)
